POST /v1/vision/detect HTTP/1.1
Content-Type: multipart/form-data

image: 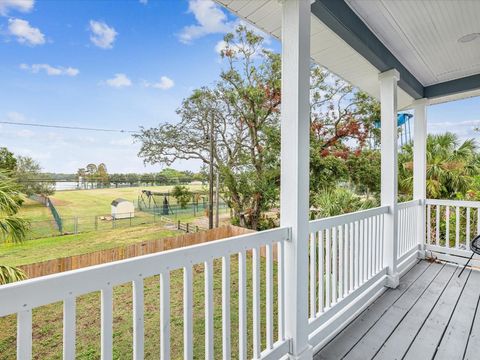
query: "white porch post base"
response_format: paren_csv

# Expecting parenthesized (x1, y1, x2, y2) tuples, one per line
(385, 273, 400, 288)
(288, 345, 314, 360)
(417, 250, 426, 260)
(379, 69, 400, 289)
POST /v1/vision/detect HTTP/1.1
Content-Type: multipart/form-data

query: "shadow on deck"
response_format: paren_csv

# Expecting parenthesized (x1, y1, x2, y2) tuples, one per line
(315, 260, 480, 360)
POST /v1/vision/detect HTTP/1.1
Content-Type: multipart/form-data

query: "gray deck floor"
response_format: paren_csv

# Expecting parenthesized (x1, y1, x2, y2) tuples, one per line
(315, 260, 480, 360)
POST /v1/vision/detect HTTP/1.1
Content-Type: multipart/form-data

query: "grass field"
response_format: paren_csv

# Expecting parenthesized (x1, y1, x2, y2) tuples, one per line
(0, 224, 178, 267)
(25, 185, 204, 221)
(0, 253, 279, 359)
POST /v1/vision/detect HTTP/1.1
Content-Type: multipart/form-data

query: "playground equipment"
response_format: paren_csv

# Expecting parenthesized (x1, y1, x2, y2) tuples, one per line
(137, 190, 210, 216)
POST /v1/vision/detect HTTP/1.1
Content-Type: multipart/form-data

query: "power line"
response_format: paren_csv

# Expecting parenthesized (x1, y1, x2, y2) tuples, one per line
(0, 121, 140, 134)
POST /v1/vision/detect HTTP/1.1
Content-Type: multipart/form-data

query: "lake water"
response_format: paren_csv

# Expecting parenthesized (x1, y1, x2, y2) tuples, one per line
(55, 182, 79, 191)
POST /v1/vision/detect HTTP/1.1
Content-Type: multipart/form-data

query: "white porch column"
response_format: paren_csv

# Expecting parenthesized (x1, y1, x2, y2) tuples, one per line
(379, 69, 400, 288)
(413, 99, 428, 258)
(280, 0, 312, 359)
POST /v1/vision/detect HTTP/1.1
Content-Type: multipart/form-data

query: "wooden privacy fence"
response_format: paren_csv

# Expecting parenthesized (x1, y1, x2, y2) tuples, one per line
(19, 225, 254, 279)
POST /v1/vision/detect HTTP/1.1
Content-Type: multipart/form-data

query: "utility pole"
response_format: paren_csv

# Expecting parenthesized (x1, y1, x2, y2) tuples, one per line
(208, 113, 214, 229)
(215, 169, 219, 228)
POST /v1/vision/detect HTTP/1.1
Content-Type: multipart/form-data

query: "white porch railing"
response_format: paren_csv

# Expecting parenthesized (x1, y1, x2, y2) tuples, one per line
(0, 228, 290, 360)
(425, 199, 480, 265)
(307, 206, 389, 348)
(0, 201, 434, 359)
(397, 199, 421, 262)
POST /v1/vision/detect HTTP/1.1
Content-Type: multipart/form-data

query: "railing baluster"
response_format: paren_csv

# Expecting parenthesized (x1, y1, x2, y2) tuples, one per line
(160, 272, 170, 360)
(446, 206, 450, 248)
(101, 286, 113, 360)
(427, 204, 431, 245)
(455, 206, 460, 248)
(380, 215, 384, 269)
(436, 205, 441, 245)
(354, 221, 359, 289)
(238, 252, 247, 360)
(332, 226, 338, 304)
(17, 309, 32, 360)
(238, 252, 247, 359)
(309, 233, 316, 317)
(325, 229, 331, 308)
(205, 260, 214, 360)
(368, 217, 373, 278)
(318, 231, 324, 313)
(372, 216, 377, 274)
(184, 267, 193, 360)
(349, 223, 354, 292)
(133, 279, 144, 360)
(477, 207, 480, 237)
(277, 242, 285, 341)
(63, 297, 76, 359)
(398, 210, 402, 257)
(363, 219, 368, 283)
(467, 207, 471, 249)
(359, 220, 364, 285)
(339, 225, 344, 299)
(222, 256, 231, 358)
(344, 224, 349, 295)
(266, 244, 274, 350)
(252, 247, 261, 359)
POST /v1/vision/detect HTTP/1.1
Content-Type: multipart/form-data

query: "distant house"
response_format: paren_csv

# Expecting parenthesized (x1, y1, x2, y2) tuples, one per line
(111, 198, 134, 219)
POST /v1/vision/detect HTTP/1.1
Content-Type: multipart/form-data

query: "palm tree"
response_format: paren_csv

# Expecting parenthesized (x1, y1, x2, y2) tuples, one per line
(399, 133, 479, 199)
(311, 187, 378, 218)
(0, 170, 29, 284)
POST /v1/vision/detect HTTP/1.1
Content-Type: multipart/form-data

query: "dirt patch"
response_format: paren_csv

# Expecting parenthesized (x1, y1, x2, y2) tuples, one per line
(49, 198, 70, 206)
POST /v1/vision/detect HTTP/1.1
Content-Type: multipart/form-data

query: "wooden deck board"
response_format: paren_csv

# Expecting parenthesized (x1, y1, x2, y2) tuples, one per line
(314, 261, 430, 360)
(342, 263, 444, 360)
(373, 264, 456, 360)
(315, 261, 480, 360)
(434, 269, 480, 360)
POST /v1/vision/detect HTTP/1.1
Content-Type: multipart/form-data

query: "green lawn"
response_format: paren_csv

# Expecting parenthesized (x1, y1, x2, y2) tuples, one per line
(0, 224, 178, 267)
(0, 253, 279, 359)
(51, 185, 203, 218)
(18, 197, 53, 222)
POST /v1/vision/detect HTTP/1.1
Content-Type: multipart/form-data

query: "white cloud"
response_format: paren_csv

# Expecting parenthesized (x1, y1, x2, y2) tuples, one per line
(178, 0, 233, 44)
(105, 73, 132, 88)
(0, 0, 34, 16)
(20, 63, 79, 76)
(139, 0, 148, 4)
(8, 18, 45, 45)
(89, 20, 117, 49)
(144, 76, 174, 90)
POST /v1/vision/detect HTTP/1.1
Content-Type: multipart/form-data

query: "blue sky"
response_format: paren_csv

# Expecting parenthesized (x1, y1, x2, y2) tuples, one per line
(0, 0, 478, 174)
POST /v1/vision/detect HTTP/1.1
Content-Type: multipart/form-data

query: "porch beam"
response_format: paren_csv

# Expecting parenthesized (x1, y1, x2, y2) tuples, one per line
(379, 69, 400, 288)
(413, 99, 428, 258)
(280, 0, 313, 359)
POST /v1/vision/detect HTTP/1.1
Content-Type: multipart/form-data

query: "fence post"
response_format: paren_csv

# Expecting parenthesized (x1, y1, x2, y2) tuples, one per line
(95, 216, 98, 231)
(177, 220, 180, 230)
(186, 223, 189, 233)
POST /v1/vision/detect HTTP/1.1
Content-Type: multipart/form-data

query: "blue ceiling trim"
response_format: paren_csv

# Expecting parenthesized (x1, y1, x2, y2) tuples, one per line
(310, 0, 424, 99)
(424, 74, 480, 99)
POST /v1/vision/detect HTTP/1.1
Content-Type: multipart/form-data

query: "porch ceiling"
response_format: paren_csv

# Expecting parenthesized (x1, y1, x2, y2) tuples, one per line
(216, 0, 480, 108)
